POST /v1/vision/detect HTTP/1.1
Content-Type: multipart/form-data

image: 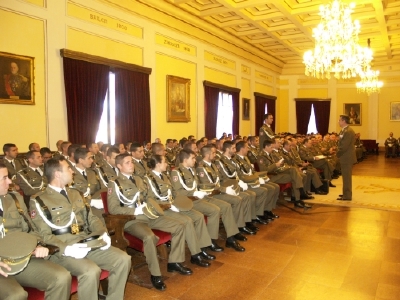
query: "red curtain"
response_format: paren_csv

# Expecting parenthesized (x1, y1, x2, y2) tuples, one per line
(63, 57, 109, 144)
(254, 93, 276, 132)
(313, 101, 331, 135)
(204, 84, 220, 139)
(231, 90, 240, 136)
(114, 68, 151, 143)
(295, 101, 313, 134)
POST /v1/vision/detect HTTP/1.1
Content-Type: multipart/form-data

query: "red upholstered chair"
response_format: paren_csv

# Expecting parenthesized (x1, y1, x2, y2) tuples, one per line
(100, 192, 171, 260)
(278, 182, 292, 201)
(25, 270, 109, 300)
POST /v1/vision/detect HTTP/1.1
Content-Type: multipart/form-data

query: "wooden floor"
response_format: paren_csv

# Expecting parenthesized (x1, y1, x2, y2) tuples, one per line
(117, 153, 400, 300)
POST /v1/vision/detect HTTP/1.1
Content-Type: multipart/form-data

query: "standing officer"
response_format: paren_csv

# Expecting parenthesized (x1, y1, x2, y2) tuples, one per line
(259, 113, 276, 151)
(29, 157, 131, 300)
(0, 162, 71, 300)
(337, 115, 357, 201)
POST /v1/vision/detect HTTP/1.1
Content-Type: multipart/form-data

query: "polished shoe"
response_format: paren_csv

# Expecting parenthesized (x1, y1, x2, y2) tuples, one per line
(190, 254, 211, 267)
(306, 191, 313, 196)
(253, 216, 268, 225)
(234, 232, 248, 241)
(332, 175, 339, 179)
(337, 197, 351, 201)
(167, 263, 193, 275)
(150, 275, 166, 291)
(265, 211, 279, 219)
(294, 201, 305, 208)
(246, 222, 259, 231)
(239, 226, 256, 235)
(315, 189, 328, 195)
(300, 194, 314, 200)
(338, 194, 343, 197)
(300, 200, 312, 208)
(200, 249, 216, 260)
(263, 213, 274, 221)
(225, 238, 245, 252)
(329, 182, 336, 188)
(209, 240, 224, 252)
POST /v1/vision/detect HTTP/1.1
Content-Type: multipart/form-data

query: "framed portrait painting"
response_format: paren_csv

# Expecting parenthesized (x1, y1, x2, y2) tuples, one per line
(343, 103, 361, 125)
(390, 102, 400, 121)
(0, 52, 34, 105)
(242, 98, 250, 120)
(167, 75, 191, 122)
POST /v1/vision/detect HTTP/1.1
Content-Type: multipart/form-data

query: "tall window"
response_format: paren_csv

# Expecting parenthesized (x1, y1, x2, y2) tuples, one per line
(95, 72, 116, 144)
(265, 103, 268, 114)
(216, 92, 233, 138)
(307, 104, 318, 134)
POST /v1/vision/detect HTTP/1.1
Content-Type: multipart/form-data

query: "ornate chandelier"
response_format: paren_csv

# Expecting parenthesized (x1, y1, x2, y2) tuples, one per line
(303, 1, 372, 79)
(356, 68, 383, 95)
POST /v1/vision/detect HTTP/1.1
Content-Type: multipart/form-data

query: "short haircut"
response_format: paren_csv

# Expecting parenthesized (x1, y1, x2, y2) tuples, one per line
(26, 150, 39, 159)
(188, 135, 194, 140)
(340, 114, 350, 124)
(235, 141, 246, 152)
(303, 138, 310, 144)
(166, 139, 173, 144)
(125, 141, 132, 149)
(179, 149, 195, 162)
(179, 138, 187, 148)
(86, 142, 96, 150)
(222, 141, 234, 152)
(183, 141, 195, 151)
(263, 139, 273, 148)
(74, 147, 89, 163)
(249, 136, 257, 143)
(3, 143, 16, 154)
(115, 153, 131, 168)
(28, 143, 37, 151)
(200, 145, 212, 157)
(263, 113, 273, 120)
(44, 157, 66, 182)
(40, 147, 52, 156)
(196, 140, 203, 148)
(130, 142, 142, 153)
(152, 143, 163, 154)
(106, 146, 120, 157)
(0, 162, 6, 169)
(282, 140, 290, 148)
(147, 155, 163, 169)
(100, 143, 110, 153)
(61, 141, 71, 149)
(67, 144, 81, 157)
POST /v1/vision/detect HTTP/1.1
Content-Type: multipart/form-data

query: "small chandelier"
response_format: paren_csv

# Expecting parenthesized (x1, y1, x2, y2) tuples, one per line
(356, 68, 383, 95)
(303, 0, 372, 79)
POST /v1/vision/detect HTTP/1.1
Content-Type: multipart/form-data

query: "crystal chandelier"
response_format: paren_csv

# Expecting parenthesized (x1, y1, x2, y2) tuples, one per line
(356, 68, 383, 95)
(303, 0, 372, 79)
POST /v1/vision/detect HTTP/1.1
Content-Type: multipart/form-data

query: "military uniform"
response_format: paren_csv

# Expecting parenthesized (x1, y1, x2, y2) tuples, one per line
(247, 145, 259, 164)
(29, 186, 131, 300)
(95, 160, 118, 187)
(259, 124, 275, 151)
(2, 158, 24, 186)
(107, 173, 186, 276)
(144, 171, 210, 252)
(0, 192, 71, 300)
(337, 126, 357, 199)
(133, 158, 150, 178)
(384, 136, 397, 157)
(234, 154, 279, 213)
(165, 148, 176, 167)
(17, 166, 47, 197)
(170, 165, 239, 240)
(298, 145, 333, 180)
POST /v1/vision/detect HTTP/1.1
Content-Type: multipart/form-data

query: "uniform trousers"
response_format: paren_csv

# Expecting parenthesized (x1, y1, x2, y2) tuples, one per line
(270, 170, 302, 201)
(212, 192, 244, 227)
(262, 182, 280, 210)
(242, 186, 268, 217)
(311, 159, 332, 181)
(124, 214, 185, 276)
(49, 246, 130, 300)
(0, 258, 71, 300)
(341, 162, 353, 199)
(179, 209, 212, 248)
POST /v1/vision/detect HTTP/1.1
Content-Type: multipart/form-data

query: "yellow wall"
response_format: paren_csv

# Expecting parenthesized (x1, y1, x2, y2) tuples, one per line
(155, 53, 197, 142)
(378, 87, 400, 140)
(278, 89, 289, 133)
(204, 68, 236, 87)
(255, 82, 273, 95)
(0, 9, 46, 150)
(298, 88, 328, 99)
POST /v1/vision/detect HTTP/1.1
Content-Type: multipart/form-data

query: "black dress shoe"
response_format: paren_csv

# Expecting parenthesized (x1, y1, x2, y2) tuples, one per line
(329, 182, 336, 188)
(246, 222, 259, 231)
(200, 249, 216, 260)
(190, 254, 210, 267)
(225, 238, 245, 252)
(150, 275, 166, 291)
(300, 200, 312, 208)
(306, 191, 313, 196)
(253, 217, 268, 225)
(337, 197, 351, 201)
(239, 227, 255, 235)
(234, 233, 248, 241)
(294, 201, 305, 208)
(332, 175, 339, 179)
(167, 263, 193, 275)
(300, 194, 314, 200)
(209, 240, 224, 252)
(315, 189, 328, 195)
(265, 211, 279, 219)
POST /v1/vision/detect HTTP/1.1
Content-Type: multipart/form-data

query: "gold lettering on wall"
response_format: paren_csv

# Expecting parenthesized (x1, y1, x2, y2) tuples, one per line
(204, 51, 236, 70)
(255, 71, 273, 83)
(67, 2, 143, 38)
(155, 34, 196, 56)
(242, 65, 251, 75)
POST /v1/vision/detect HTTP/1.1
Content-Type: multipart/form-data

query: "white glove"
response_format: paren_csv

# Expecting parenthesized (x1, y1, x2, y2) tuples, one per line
(100, 232, 111, 251)
(193, 191, 208, 199)
(83, 187, 90, 198)
(90, 199, 104, 209)
(225, 185, 237, 196)
(238, 180, 248, 191)
(64, 244, 90, 259)
(259, 177, 265, 185)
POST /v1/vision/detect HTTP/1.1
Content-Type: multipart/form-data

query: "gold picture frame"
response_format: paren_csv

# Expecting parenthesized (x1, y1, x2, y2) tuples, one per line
(0, 52, 35, 105)
(390, 102, 400, 121)
(343, 103, 361, 125)
(242, 98, 250, 120)
(167, 75, 191, 122)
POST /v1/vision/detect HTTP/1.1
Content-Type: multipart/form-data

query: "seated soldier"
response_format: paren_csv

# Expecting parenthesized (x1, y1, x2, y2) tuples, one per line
(40, 147, 53, 164)
(131, 142, 150, 178)
(29, 157, 131, 300)
(2, 143, 24, 191)
(107, 153, 199, 290)
(28, 142, 41, 152)
(0, 162, 71, 300)
(385, 132, 397, 158)
(95, 146, 120, 187)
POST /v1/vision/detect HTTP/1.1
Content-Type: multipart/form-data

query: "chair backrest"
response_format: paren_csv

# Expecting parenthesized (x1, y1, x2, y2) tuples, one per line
(100, 191, 109, 214)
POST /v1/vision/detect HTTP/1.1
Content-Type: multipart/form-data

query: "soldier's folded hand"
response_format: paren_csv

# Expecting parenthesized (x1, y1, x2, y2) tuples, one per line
(0, 262, 11, 277)
(64, 243, 90, 259)
(33, 245, 49, 258)
(193, 191, 207, 199)
(225, 185, 237, 196)
(238, 180, 248, 191)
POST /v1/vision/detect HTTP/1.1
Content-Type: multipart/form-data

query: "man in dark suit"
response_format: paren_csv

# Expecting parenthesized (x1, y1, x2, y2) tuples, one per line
(336, 115, 357, 201)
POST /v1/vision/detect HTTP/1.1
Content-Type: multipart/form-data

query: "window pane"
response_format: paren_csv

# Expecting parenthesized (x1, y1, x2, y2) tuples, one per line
(95, 72, 115, 144)
(216, 92, 233, 138)
(307, 104, 318, 134)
